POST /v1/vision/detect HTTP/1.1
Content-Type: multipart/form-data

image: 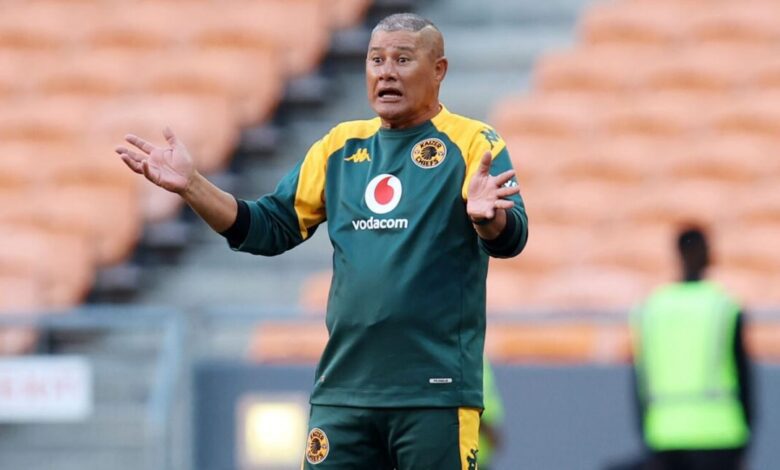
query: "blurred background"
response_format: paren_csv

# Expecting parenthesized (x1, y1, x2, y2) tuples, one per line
(1, 0, 780, 468)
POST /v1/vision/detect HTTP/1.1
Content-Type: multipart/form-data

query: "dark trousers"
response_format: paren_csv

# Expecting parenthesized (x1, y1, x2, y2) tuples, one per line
(647, 449, 745, 470)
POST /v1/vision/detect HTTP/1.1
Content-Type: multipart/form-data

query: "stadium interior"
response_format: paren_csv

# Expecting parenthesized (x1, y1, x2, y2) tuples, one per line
(1, 0, 780, 469)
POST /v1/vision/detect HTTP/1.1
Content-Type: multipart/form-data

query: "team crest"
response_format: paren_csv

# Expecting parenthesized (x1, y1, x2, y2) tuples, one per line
(305, 427, 330, 464)
(411, 138, 447, 169)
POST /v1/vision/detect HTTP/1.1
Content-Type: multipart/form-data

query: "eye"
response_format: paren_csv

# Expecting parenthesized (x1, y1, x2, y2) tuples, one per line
(370, 56, 382, 64)
(398, 57, 410, 64)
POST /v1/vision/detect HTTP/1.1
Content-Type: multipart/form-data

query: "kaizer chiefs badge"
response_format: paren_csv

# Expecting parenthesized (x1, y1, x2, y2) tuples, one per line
(305, 428, 330, 464)
(411, 137, 447, 169)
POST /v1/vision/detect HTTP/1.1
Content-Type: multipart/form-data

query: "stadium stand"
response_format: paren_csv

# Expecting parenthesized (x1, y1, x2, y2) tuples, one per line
(0, 0, 373, 354)
(490, 0, 780, 312)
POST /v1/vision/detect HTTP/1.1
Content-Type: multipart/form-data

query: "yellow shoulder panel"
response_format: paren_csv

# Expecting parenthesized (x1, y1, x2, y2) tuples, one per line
(432, 107, 507, 199)
(294, 118, 381, 239)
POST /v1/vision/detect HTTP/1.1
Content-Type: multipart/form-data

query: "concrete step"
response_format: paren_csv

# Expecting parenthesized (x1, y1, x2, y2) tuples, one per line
(427, 0, 592, 26)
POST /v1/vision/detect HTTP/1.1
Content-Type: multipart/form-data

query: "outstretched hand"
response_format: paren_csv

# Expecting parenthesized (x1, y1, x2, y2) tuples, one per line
(115, 127, 194, 194)
(467, 151, 520, 222)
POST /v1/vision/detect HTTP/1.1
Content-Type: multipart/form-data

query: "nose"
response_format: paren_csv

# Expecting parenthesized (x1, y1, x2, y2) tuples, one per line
(377, 61, 398, 80)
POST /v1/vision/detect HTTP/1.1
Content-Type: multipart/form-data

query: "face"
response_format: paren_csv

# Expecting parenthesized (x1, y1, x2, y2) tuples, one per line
(366, 29, 447, 129)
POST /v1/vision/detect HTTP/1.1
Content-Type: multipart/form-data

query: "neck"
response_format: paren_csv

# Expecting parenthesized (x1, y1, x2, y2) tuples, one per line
(381, 102, 442, 129)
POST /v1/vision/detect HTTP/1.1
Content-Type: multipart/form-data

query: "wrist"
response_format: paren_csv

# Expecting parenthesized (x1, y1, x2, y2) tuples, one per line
(470, 214, 495, 226)
(180, 170, 202, 199)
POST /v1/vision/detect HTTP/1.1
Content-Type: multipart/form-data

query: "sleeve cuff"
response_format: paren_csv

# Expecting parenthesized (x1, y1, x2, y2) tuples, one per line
(220, 198, 250, 249)
(479, 209, 522, 258)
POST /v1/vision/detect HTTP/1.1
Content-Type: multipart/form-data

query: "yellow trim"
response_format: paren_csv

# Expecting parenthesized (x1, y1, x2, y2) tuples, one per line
(294, 119, 381, 239)
(431, 106, 507, 200)
(458, 407, 481, 470)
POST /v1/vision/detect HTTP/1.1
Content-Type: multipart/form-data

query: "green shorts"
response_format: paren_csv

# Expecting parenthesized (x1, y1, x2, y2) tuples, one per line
(302, 405, 481, 470)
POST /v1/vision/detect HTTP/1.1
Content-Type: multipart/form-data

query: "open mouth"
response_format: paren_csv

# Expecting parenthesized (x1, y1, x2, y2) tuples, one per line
(377, 88, 403, 99)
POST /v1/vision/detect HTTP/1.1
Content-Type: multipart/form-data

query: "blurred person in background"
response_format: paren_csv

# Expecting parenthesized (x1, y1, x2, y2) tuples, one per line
(115, 12, 527, 470)
(631, 226, 753, 470)
(479, 357, 505, 470)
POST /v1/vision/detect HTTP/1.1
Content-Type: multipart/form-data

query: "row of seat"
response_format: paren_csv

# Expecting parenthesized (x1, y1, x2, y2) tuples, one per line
(484, 0, 780, 311)
(493, 91, 780, 139)
(582, 1, 780, 46)
(0, 0, 374, 354)
(245, 319, 780, 364)
(537, 44, 780, 94)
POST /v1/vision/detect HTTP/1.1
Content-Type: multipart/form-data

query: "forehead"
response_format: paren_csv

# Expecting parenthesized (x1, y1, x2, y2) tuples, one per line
(368, 30, 424, 52)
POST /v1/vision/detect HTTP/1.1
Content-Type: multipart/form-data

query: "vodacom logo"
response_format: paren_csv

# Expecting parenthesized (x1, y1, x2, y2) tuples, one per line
(364, 174, 402, 214)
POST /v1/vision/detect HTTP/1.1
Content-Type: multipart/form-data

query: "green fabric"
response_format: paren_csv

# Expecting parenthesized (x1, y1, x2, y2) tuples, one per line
(634, 281, 749, 450)
(479, 359, 505, 467)
(303, 405, 473, 470)
(235, 109, 528, 409)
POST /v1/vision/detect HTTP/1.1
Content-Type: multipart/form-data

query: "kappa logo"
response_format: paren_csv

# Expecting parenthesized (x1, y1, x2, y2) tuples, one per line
(305, 428, 330, 465)
(481, 128, 501, 150)
(411, 137, 447, 169)
(345, 148, 371, 163)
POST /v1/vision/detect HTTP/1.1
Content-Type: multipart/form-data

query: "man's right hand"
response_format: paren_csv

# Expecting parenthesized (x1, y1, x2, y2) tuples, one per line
(116, 127, 194, 194)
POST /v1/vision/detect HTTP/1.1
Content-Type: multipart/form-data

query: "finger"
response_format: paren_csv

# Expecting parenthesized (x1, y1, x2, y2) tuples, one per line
(496, 186, 521, 198)
(493, 169, 516, 187)
(162, 126, 177, 146)
(125, 134, 157, 155)
(477, 151, 492, 176)
(116, 146, 145, 163)
(495, 200, 515, 210)
(142, 159, 160, 185)
(119, 154, 144, 175)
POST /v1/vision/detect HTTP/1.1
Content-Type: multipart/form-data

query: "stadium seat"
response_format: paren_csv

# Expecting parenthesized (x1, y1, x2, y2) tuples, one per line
(580, 3, 693, 46)
(0, 276, 42, 355)
(492, 93, 605, 139)
(138, 49, 284, 125)
(248, 321, 328, 363)
(191, 0, 330, 77)
(689, 4, 780, 45)
(330, 0, 373, 29)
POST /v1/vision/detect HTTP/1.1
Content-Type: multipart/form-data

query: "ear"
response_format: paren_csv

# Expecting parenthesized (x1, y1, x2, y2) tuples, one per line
(434, 56, 448, 83)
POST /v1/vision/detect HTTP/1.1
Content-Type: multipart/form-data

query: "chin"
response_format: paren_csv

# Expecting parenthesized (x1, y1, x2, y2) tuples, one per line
(373, 103, 409, 124)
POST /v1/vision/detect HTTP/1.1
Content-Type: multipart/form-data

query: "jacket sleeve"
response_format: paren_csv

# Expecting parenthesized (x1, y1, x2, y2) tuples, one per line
(463, 126, 529, 258)
(228, 132, 330, 256)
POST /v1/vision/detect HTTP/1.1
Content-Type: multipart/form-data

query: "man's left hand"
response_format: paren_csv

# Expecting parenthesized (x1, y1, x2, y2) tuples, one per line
(466, 151, 520, 223)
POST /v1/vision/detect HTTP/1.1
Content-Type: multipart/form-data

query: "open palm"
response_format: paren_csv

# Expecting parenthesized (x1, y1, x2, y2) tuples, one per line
(467, 151, 521, 221)
(116, 127, 194, 194)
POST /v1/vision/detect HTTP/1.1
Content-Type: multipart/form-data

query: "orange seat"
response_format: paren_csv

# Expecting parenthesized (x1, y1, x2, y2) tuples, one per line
(689, 4, 780, 45)
(191, 0, 329, 77)
(492, 93, 605, 139)
(707, 92, 780, 137)
(248, 321, 328, 363)
(89, 95, 240, 175)
(299, 271, 331, 314)
(330, 0, 373, 30)
(486, 323, 631, 364)
(138, 49, 284, 125)
(580, 3, 693, 46)
(0, 276, 43, 355)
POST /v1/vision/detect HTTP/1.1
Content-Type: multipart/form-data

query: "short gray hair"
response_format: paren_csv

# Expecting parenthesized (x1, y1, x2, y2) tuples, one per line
(372, 13, 439, 34)
(372, 13, 444, 58)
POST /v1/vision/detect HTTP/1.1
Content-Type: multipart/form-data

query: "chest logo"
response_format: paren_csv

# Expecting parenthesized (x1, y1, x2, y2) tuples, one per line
(345, 148, 371, 163)
(365, 174, 402, 214)
(411, 137, 447, 169)
(305, 427, 330, 464)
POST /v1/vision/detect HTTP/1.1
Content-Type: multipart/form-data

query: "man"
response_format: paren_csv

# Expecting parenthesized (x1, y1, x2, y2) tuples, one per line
(631, 227, 752, 470)
(117, 13, 528, 469)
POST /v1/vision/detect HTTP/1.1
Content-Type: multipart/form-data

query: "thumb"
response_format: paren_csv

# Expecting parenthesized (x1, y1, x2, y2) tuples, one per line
(162, 126, 177, 146)
(477, 151, 492, 176)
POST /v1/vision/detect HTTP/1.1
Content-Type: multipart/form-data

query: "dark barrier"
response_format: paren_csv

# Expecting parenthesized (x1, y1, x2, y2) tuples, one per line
(195, 363, 780, 470)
